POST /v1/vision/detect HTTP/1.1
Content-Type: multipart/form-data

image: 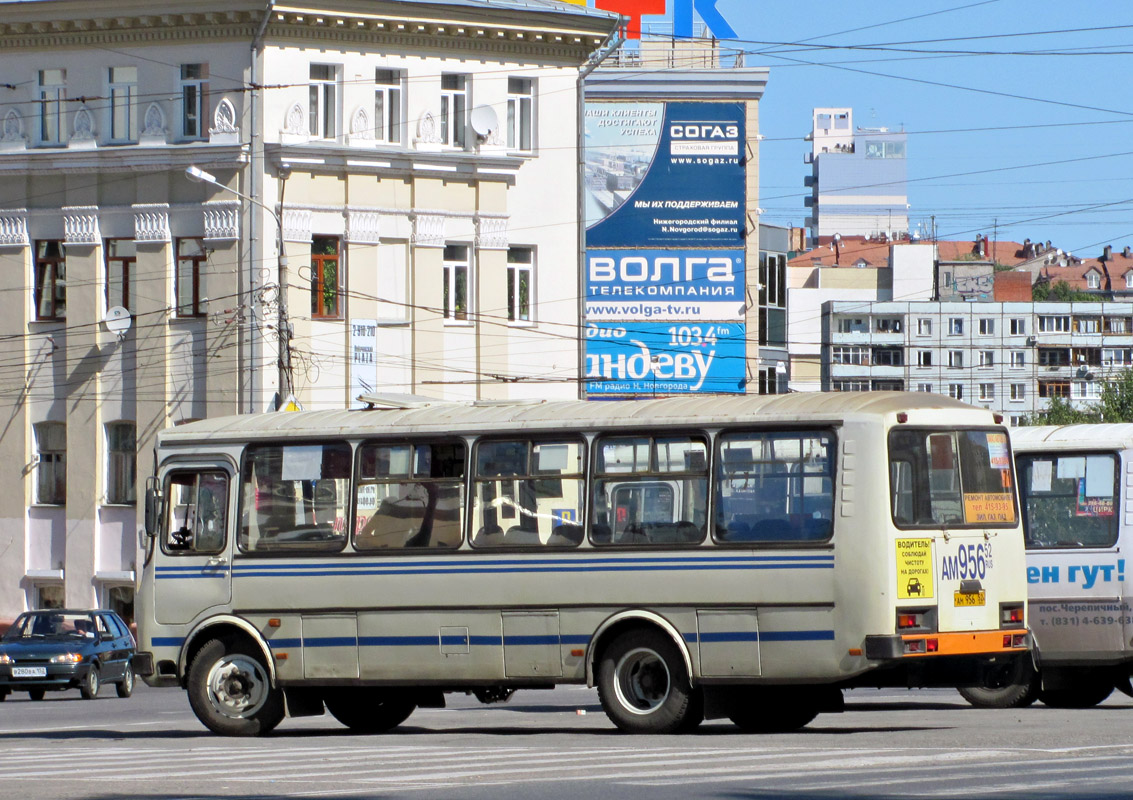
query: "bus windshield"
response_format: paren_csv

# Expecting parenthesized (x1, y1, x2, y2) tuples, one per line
(889, 428, 1016, 528)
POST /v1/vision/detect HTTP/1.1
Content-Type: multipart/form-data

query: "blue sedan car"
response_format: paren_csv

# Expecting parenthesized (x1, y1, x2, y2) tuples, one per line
(0, 609, 136, 701)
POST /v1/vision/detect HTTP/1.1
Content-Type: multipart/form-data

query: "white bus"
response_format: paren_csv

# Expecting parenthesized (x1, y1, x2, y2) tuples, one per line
(961, 424, 1133, 709)
(134, 393, 1030, 736)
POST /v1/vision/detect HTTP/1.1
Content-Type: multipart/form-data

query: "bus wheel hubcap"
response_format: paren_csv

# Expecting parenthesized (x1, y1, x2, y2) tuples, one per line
(614, 647, 671, 714)
(207, 655, 268, 718)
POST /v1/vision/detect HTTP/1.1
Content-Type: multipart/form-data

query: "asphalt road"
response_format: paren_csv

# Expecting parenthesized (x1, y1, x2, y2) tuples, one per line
(3, 682, 1133, 799)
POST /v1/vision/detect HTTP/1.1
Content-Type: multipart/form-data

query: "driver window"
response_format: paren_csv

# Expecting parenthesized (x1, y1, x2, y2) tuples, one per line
(163, 471, 229, 555)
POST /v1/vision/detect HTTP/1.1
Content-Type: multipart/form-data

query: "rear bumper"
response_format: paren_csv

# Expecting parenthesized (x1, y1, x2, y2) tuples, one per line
(864, 629, 1030, 660)
(851, 629, 1031, 689)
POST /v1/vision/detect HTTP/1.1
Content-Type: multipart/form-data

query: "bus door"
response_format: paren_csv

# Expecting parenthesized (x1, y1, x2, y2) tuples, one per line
(155, 467, 233, 626)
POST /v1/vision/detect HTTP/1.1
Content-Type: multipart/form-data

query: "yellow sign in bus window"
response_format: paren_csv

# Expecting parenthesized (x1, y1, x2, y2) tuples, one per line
(896, 538, 934, 599)
(963, 492, 1016, 524)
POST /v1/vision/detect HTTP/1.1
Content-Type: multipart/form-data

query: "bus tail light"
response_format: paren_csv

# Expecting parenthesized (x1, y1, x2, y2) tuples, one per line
(904, 639, 925, 654)
(896, 608, 936, 632)
(1000, 603, 1025, 627)
(1003, 633, 1027, 648)
(897, 613, 919, 629)
(926, 638, 939, 653)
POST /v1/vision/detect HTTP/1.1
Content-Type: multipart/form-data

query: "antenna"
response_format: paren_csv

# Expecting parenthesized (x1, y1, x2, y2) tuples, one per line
(104, 306, 132, 340)
(469, 105, 499, 140)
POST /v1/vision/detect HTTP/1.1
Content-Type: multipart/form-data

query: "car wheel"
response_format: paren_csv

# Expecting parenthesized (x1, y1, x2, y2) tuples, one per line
(28, 688, 46, 701)
(187, 638, 284, 737)
(324, 689, 416, 733)
(80, 666, 101, 700)
(597, 628, 702, 734)
(116, 663, 135, 698)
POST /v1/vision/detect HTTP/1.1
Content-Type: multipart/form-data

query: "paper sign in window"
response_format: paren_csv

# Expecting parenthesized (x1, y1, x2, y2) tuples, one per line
(1030, 460, 1053, 493)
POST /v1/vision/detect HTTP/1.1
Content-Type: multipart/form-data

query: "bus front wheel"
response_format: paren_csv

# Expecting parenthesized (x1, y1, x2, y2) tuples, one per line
(188, 638, 285, 737)
(324, 689, 416, 733)
(597, 629, 703, 734)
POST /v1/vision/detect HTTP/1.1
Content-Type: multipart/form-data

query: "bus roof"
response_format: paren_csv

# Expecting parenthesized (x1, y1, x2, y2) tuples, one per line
(159, 392, 989, 446)
(1009, 424, 1133, 451)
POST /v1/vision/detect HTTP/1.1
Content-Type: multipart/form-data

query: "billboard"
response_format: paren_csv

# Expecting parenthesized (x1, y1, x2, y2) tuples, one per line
(584, 322, 745, 395)
(584, 101, 745, 248)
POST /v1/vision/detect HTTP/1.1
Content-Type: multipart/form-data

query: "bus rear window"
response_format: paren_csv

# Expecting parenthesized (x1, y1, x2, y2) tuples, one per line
(1017, 452, 1118, 549)
(888, 429, 1016, 528)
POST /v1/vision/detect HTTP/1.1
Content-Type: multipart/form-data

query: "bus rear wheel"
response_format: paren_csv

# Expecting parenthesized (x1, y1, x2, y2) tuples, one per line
(324, 689, 416, 733)
(958, 656, 1041, 709)
(727, 688, 820, 733)
(597, 629, 702, 734)
(188, 638, 285, 737)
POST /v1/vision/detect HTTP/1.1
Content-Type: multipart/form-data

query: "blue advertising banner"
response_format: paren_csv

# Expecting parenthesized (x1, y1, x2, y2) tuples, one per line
(585, 248, 745, 322)
(584, 322, 746, 395)
(584, 101, 746, 248)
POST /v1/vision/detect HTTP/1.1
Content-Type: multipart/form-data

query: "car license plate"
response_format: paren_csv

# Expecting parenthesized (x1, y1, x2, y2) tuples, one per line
(11, 667, 47, 678)
(954, 590, 986, 607)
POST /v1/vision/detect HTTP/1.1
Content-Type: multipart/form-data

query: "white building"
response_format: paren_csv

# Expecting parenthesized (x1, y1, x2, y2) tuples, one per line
(823, 300, 1133, 424)
(0, 0, 617, 624)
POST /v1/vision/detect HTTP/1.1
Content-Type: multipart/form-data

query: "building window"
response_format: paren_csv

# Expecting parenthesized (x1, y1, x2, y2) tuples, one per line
(1126, 272, 1133, 289)
(873, 348, 904, 366)
(949, 318, 964, 335)
(978, 318, 995, 335)
(833, 380, 869, 392)
(917, 350, 932, 367)
(1076, 317, 1100, 334)
(1010, 415, 1024, 427)
(917, 382, 933, 393)
(979, 350, 994, 367)
(38, 69, 66, 145)
(34, 422, 66, 505)
(917, 318, 932, 336)
(374, 68, 403, 144)
(1011, 350, 1025, 368)
(1038, 315, 1070, 333)
(1010, 383, 1026, 401)
(948, 350, 964, 368)
(180, 63, 208, 140)
(1038, 348, 1070, 367)
(34, 240, 66, 320)
(507, 77, 533, 152)
(108, 66, 137, 142)
(875, 317, 902, 333)
(1087, 272, 1101, 290)
(948, 384, 964, 400)
(1074, 381, 1102, 400)
(104, 239, 135, 311)
(832, 346, 867, 365)
(443, 244, 470, 322)
(440, 74, 468, 148)
(106, 422, 136, 505)
(310, 237, 342, 319)
(978, 383, 995, 401)
(105, 239, 136, 311)
(1039, 381, 1070, 398)
(309, 64, 340, 140)
(1010, 318, 1026, 335)
(507, 247, 533, 323)
(836, 317, 866, 334)
(1103, 349, 1132, 366)
(175, 238, 207, 318)
(1104, 317, 1129, 334)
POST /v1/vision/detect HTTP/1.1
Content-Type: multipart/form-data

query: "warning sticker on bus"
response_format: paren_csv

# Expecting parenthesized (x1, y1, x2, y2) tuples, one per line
(963, 493, 1016, 524)
(896, 538, 934, 599)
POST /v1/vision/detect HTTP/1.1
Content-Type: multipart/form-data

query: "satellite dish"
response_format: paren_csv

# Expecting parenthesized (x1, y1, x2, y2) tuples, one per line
(104, 306, 132, 338)
(469, 105, 499, 139)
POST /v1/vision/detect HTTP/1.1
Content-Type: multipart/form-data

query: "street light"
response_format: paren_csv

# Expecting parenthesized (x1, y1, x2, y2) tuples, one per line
(185, 165, 293, 403)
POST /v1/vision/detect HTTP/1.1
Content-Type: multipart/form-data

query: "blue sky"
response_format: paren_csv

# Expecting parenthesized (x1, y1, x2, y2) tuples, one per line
(649, 0, 1133, 256)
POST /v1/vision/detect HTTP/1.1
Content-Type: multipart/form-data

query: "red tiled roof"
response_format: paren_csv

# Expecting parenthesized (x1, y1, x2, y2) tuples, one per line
(936, 238, 1027, 265)
(788, 236, 901, 269)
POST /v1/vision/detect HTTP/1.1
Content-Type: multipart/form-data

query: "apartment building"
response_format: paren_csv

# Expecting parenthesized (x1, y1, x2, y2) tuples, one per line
(0, 0, 618, 622)
(824, 301, 1133, 424)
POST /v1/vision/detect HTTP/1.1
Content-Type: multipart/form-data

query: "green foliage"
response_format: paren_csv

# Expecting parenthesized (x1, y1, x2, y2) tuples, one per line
(1032, 280, 1097, 302)
(1024, 370, 1133, 425)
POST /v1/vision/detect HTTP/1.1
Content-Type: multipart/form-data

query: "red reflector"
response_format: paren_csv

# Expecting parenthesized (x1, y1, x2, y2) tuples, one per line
(926, 638, 939, 652)
(897, 614, 918, 629)
(994, 413, 1004, 424)
(897, 412, 908, 423)
(904, 639, 925, 654)
(1003, 635, 1011, 648)
(1013, 634, 1027, 647)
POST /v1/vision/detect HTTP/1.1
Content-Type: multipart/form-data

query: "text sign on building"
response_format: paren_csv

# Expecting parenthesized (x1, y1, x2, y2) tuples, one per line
(585, 248, 745, 322)
(584, 101, 745, 248)
(350, 319, 377, 409)
(584, 322, 745, 395)
(560, 0, 736, 40)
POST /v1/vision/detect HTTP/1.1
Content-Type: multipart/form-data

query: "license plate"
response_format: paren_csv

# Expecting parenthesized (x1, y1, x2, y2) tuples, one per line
(11, 667, 47, 678)
(954, 590, 986, 607)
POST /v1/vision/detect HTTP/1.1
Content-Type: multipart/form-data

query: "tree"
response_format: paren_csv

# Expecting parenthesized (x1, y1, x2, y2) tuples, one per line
(1032, 280, 1097, 302)
(1024, 369, 1133, 425)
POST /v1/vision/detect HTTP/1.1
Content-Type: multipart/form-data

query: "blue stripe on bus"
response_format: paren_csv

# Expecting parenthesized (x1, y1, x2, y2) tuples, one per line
(266, 638, 302, 649)
(227, 555, 834, 570)
(151, 636, 185, 647)
(222, 562, 833, 580)
(684, 630, 835, 644)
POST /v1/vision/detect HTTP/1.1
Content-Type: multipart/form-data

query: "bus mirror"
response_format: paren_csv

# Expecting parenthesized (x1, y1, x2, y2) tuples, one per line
(144, 486, 160, 538)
